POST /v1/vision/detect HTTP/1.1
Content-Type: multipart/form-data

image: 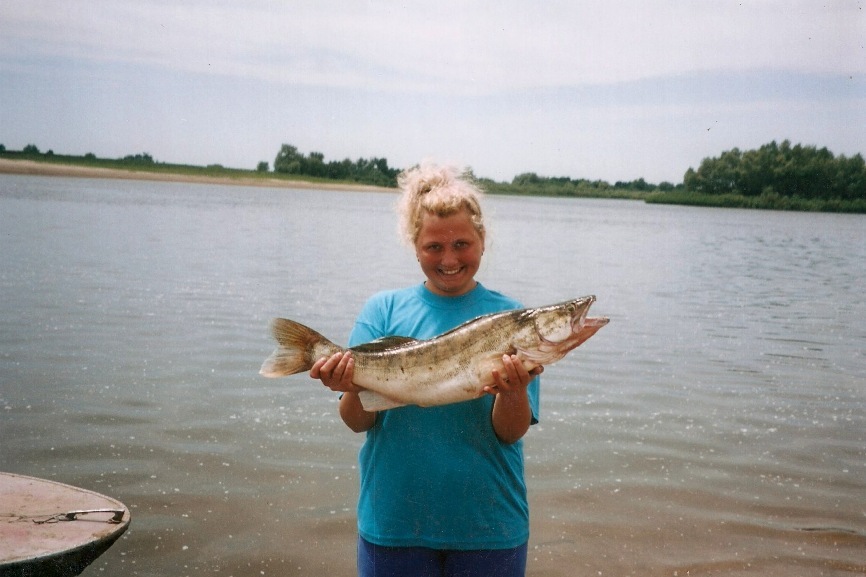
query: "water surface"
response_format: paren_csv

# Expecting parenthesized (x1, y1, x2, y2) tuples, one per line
(1, 175, 864, 576)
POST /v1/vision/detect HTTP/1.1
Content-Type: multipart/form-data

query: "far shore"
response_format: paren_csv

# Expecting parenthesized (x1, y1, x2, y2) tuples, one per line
(0, 158, 397, 194)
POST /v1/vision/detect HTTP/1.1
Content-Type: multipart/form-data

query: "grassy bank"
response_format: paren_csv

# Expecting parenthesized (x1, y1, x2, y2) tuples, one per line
(646, 190, 866, 213)
(5, 151, 864, 213)
(0, 151, 390, 190)
(482, 179, 651, 200)
(0, 151, 653, 199)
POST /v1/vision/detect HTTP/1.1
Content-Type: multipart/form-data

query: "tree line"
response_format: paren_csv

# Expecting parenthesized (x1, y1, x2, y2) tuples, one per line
(271, 144, 399, 187)
(2, 144, 157, 165)
(482, 172, 677, 198)
(4, 140, 864, 212)
(683, 140, 866, 201)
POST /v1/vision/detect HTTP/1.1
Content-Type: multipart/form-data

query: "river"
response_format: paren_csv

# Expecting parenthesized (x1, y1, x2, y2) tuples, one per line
(1, 174, 864, 576)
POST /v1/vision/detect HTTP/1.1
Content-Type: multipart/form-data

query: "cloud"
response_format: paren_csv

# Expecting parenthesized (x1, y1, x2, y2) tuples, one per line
(2, 0, 863, 92)
(1, 0, 863, 183)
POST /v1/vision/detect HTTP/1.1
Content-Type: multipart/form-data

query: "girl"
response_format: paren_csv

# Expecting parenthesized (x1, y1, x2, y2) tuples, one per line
(312, 162, 542, 577)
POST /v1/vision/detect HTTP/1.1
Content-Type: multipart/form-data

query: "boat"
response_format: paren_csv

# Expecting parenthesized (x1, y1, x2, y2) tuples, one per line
(0, 472, 131, 577)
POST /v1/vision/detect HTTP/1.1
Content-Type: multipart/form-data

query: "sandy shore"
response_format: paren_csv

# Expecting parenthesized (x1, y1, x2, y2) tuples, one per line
(0, 158, 396, 193)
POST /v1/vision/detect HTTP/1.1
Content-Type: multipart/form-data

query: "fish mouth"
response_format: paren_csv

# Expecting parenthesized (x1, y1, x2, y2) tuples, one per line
(521, 296, 606, 363)
(569, 295, 595, 332)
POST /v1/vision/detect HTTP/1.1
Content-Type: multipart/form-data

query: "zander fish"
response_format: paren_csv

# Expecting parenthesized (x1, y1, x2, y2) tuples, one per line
(260, 295, 609, 411)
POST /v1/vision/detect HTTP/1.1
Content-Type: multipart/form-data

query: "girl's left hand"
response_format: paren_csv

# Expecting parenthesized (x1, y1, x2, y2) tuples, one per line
(485, 354, 543, 396)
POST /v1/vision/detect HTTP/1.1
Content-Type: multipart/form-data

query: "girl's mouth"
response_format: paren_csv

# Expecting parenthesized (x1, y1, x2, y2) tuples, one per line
(439, 266, 463, 276)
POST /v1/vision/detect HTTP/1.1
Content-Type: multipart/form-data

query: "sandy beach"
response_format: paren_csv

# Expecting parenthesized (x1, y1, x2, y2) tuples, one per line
(0, 158, 396, 193)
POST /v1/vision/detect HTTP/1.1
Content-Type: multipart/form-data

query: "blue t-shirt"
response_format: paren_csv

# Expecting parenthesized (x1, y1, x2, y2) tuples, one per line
(347, 282, 541, 550)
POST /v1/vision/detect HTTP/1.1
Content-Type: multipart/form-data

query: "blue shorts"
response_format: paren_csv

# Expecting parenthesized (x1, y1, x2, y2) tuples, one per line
(357, 536, 528, 577)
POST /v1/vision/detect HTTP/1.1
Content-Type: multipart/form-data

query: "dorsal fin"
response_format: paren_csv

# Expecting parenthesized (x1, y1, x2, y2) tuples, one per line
(351, 336, 418, 353)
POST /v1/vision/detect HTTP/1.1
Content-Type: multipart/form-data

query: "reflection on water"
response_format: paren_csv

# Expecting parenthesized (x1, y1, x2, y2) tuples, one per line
(1, 175, 864, 576)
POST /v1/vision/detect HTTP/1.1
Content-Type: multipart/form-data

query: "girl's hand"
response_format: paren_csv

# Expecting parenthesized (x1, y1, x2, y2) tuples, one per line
(310, 351, 363, 393)
(484, 354, 543, 396)
(487, 354, 542, 443)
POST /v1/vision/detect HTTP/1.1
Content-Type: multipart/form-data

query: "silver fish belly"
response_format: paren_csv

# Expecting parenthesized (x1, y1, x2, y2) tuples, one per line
(260, 295, 608, 411)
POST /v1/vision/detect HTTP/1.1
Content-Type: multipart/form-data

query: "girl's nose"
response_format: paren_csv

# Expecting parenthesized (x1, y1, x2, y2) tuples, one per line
(441, 247, 459, 264)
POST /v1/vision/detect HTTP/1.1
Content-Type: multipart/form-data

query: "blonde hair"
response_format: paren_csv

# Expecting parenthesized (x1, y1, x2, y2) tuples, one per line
(396, 161, 486, 246)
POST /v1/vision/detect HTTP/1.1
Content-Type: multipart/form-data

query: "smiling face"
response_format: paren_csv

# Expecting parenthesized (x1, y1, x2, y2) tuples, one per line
(414, 209, 485, 297)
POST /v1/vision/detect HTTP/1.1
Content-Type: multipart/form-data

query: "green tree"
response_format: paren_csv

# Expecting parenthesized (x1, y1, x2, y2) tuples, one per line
(327, 158, 353, 180)
(122, 153, 154, 164)
(306, 152, 326, 177)
(683, 141, 866, 201)
(512, 173, 541, 186)
(272, 144, 399, 186)
(274, 144, 304, 174)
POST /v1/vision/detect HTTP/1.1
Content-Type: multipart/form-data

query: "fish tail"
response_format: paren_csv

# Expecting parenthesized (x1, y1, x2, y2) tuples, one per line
(259, 318, 337, 377)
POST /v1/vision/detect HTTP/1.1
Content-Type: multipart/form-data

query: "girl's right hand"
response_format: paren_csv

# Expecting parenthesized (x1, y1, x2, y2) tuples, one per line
(310, 351, 362, 393)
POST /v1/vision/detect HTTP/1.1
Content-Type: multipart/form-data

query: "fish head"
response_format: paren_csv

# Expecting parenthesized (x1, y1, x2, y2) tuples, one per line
(526, 296, 595, 341)
(516, 295, 608, 364)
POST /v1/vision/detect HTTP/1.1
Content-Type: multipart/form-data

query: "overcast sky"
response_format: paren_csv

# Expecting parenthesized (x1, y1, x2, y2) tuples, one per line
(1, 0, 864, 183)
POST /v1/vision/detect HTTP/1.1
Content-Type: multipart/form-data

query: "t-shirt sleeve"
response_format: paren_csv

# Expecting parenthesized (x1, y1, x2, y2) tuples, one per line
(348, 294, 389, 347)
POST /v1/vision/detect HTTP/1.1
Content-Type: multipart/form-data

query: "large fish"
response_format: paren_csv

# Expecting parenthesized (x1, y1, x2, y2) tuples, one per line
(260, 295, 608, 411)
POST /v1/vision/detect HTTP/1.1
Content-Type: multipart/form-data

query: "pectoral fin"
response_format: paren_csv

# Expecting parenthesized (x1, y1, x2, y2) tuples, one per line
(358, 390, 406, 411)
